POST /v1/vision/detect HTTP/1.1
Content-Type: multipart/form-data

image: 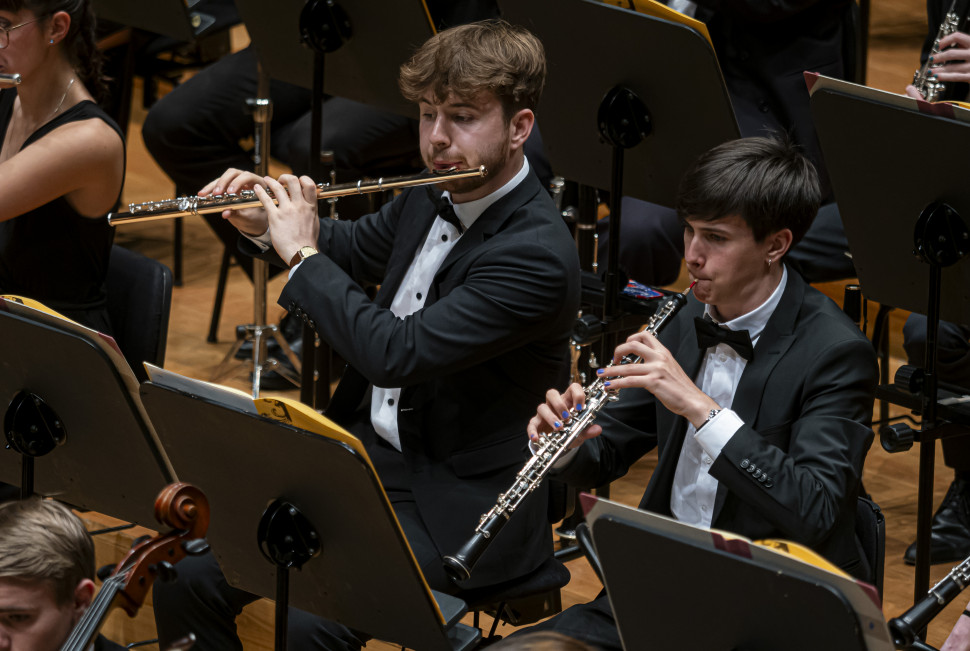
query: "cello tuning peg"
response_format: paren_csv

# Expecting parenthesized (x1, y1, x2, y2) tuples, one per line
(182, 538, 210, 556)
(154, 561, 178, 583)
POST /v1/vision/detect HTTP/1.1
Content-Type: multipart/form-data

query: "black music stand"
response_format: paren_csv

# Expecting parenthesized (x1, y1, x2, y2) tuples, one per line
(234, 0, 433, 118)
(140, 382, 478, 651)
(0, 304, 175, 527)
(500, 0, 739, 349)
(810, 77, 970, 607)
(233, 0, 436, 408)
(585, 496, 890, 651)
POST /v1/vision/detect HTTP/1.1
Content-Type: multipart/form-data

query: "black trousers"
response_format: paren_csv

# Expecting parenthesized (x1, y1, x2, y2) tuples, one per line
(513, 592, 622, 651)
(903, 315, 970, 470)
(153, 418, 459, 651)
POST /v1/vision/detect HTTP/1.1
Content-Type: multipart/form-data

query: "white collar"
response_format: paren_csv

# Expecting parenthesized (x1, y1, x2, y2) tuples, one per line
(704, 265, 788, 344)
(441, 157, 530, 230)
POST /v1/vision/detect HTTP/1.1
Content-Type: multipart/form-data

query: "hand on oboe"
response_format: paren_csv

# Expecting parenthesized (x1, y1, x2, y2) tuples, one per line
(527, 384, 601, 447)
(926, 31, 970, 84)
(601, 330, 719, 430)
(200, 168, 270, 237)
(256, 174, 320, 267)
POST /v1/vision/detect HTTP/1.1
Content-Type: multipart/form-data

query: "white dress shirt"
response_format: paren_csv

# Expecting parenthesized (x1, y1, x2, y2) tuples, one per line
(370, 159, 531, 450)
(670, 265, 788, 527)
(246, 161, 530, 450)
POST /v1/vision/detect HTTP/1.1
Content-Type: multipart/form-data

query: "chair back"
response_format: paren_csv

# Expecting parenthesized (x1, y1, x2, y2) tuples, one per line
(105, 245, 173, 382)
(856, 494, 886, 600)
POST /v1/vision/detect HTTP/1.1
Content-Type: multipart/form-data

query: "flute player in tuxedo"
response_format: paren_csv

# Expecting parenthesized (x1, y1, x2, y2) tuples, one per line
(151, 19, 581, 650)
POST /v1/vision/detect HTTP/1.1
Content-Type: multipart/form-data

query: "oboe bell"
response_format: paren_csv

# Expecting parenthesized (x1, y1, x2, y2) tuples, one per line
(442, 283, 694, 585)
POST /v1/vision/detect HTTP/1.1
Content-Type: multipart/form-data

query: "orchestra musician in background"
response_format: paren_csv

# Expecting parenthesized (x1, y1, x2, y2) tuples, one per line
(900, 4, 970, 648)
(0, 498, 124, 651)
(0, 0, 124, 333)
(601, 0, 857, 288)
(151, 19, 580, 651)
(516, 137, 878, 651)
(899, 0, 970, 570)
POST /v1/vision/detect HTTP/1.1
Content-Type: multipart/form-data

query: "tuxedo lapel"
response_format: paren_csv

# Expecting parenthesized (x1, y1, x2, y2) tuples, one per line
(711, 270, 804, 520)
(373, 190, 439, 307)
(645, 299, 706, 512)
(431, 170, 542, 284)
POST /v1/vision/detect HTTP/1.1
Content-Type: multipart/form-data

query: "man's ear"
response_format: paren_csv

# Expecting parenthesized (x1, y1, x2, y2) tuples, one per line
(71, 578, 96, 624)
(765, 228, 793, 262)
(508, 108, 535, 151)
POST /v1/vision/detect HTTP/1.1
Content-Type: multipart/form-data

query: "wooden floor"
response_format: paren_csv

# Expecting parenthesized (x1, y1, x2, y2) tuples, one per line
(98, 1, 970, 648)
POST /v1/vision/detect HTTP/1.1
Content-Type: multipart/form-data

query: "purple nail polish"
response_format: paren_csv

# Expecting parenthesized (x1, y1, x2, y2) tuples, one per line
(562, 411, 570, 419)
(596, 368, 604, 375)
(554, 421, 562, 429)
(604, 381, 611, 387)
(577, 404, 585, 411)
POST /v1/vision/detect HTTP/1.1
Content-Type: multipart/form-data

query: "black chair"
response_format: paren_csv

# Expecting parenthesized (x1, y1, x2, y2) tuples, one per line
(458, 556, 571, 641)
(105, 245, 174, 383)
(856, 494, 886, 601)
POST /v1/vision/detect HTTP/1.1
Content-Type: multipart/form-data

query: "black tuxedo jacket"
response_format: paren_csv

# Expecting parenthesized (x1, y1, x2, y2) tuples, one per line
(277, 168, 581, 588)
(557, 270, 877, 575)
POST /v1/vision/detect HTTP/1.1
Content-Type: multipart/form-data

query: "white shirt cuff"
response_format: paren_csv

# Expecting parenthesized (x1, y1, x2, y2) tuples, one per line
(244, 229, 272, 252)
(288, 260, 303, 280)
(694, 408, 743, 461)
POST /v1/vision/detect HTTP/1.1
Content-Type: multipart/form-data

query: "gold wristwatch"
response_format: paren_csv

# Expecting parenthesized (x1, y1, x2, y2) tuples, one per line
(289, 246, 318, 268)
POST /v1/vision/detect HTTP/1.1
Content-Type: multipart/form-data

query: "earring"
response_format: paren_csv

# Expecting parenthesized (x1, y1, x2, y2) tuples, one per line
(49, 39, 54, 44)
(766, 257, 772, 268)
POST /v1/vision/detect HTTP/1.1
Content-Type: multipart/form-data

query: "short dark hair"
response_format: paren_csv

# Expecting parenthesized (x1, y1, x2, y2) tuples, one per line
(675, 136, 821, 247)
(399, 19, 546, 121)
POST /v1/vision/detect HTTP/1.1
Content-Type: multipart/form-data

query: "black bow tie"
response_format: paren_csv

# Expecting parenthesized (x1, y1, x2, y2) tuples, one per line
(427, 189, 464, 234)
(694, 317, 754, 361)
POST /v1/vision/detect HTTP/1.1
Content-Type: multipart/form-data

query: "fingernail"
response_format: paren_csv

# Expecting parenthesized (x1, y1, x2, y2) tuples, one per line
(929, 55, 935, 62)
(577, 404, 584, 411)
(604, 381, 611, 387)
(561, 411, 570, 419)
(596, 368, 604, 375)
(554, 421, 562, 429)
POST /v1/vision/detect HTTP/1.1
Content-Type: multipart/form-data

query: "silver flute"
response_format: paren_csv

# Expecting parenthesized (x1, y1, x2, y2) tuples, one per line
(442, 283, 695, 583)
(107, 166, 486, 225)
(0, 73, 21, 84)
(913, 0, 965, 101)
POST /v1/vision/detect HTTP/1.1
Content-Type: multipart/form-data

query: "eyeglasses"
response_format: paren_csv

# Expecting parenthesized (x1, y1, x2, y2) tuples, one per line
(0, 18, 41, 49)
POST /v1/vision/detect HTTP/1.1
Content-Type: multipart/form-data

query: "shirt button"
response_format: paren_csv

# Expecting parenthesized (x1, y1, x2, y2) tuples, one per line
(416, 292, 422, 300)
(703, 455, 712, 465)
(387, 398, 395, 406)
(442, 234, 448, 241)
(718, 354, 727, 363)
(701, 505, 709, 512)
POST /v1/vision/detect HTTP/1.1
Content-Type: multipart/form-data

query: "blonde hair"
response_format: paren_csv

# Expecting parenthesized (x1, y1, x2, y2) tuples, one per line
(399, 19, 546, 120)
(0, 498, 94, 604)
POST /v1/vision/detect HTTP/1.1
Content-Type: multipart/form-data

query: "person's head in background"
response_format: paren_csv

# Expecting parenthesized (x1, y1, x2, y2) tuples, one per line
(0, 498, 96, 651)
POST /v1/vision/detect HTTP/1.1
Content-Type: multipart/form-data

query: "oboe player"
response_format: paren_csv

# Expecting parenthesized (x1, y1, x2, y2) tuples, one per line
(522, 137, 878, 651)
(152, 20, 580, 651)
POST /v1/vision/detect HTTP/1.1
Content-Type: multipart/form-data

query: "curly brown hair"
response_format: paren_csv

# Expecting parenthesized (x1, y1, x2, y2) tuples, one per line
(399, 19, 546, 121)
